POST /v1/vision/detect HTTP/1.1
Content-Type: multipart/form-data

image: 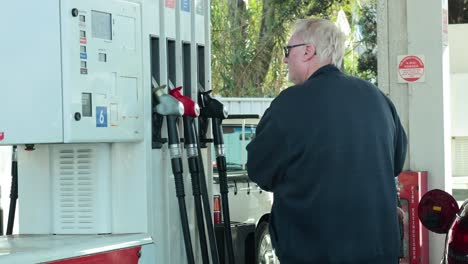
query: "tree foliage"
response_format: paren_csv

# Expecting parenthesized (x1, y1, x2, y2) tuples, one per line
(449, 0, 468, 24)
(211, 0, 376, 97)
(343, 0, 377, 84)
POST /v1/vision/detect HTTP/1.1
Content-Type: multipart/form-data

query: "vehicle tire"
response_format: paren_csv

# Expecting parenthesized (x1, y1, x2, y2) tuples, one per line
(255, 221, 279, 264)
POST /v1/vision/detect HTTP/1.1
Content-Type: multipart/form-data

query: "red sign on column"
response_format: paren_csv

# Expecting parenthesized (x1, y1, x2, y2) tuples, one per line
(165, 0, 175, 8)
(0, 132, 4, 141)
(398, 55, 425, 83)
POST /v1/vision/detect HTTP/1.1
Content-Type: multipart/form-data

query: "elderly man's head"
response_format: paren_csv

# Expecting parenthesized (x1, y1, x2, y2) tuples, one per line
(283, 18, 346, 85)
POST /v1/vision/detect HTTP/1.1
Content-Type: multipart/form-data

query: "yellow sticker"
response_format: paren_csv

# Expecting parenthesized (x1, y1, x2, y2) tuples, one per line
(433, 206, 442, 212)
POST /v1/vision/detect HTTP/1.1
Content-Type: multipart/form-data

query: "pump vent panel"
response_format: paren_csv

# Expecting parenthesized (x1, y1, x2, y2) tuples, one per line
(53, 147, 96, 232)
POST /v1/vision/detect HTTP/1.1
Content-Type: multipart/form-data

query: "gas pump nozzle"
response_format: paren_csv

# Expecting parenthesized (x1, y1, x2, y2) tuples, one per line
(169, 86, 200, 118)
(152, 78, 184, 116)
(198, 90, 228, 119)
(198, 91, 235, 264)
(153, 80, 195, 264)
(169, 87, 220, 264)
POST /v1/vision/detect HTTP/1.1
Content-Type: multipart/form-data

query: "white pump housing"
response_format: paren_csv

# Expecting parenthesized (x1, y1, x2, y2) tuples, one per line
(0, 0, 144, 145)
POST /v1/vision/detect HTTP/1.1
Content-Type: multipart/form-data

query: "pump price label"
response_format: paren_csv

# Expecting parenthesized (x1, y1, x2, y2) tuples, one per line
(181, 0, 190, 12)
(96, 106, 108, 127)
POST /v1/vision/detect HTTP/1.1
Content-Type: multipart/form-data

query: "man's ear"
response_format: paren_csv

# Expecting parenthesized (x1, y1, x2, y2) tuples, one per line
(303, 44, 316, 61)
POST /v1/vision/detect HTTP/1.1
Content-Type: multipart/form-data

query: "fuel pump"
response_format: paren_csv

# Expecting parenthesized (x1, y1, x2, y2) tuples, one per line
(152, 81, 195, 264)
(199, 90, 235, 264)
(169, 86, 221, 264)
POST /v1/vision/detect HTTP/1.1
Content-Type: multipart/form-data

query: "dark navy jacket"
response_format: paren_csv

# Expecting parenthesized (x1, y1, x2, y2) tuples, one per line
(246, 65, 407, 264)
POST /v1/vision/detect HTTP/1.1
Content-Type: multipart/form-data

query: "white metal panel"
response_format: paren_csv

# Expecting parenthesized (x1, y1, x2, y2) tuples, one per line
(448, 24, 468, 73)
(18, 145, 53, 234)
(179, 0, 191, 42)
(195, 0, 206, 45)
(451, 74, 468, 136)
(0, 0, 63, 145)
(164, 1, 176, 40)
(60, 0, 144, 143)
(110, 143, 149, 234)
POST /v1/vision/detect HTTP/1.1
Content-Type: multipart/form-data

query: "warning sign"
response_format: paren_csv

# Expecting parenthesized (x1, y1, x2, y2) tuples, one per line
(398, 55, 425, 83)
(165, 0, 175, 8)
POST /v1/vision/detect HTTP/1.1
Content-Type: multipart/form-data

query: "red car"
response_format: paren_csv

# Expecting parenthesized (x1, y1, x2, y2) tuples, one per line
(418, 189, 468, 264)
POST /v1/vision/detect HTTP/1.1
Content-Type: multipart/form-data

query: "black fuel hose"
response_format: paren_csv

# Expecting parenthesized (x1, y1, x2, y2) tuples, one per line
(195, 127, 221, 264)
(183, 116, 210, 264)
(6, 145, 18, 235)
(167, 116, 195, 264)
(212, 118, 235, 264)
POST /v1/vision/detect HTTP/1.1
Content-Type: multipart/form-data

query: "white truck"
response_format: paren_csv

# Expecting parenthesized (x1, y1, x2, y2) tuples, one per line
(211, 98, 279, 264)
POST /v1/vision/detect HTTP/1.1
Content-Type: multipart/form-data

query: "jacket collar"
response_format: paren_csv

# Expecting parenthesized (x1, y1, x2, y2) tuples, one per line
(307, 64, 340, 80)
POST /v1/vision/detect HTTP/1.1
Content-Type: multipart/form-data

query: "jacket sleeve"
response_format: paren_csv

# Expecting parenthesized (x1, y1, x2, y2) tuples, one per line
(392, 105, 408, 177)
(246, 108, 288, 192)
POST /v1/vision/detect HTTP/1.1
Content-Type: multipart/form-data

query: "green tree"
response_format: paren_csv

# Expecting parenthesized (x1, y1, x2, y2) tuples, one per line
(211, 0, 372, 97)
(449, 0, 468, 24)
(343, 0, 377, 84)
(212, 0, 345, 97)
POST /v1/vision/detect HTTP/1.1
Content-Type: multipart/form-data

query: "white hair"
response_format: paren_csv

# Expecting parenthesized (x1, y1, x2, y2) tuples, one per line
(293, 18, 346, 67)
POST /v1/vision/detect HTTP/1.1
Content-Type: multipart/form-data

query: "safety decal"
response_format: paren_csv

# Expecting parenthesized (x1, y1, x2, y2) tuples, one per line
(96, 106, 108, 127)
(165, 0, 175, 8)
(0, 132, 4, 141)
(181, 0, 190, 12)
(398, 55, 425, 83)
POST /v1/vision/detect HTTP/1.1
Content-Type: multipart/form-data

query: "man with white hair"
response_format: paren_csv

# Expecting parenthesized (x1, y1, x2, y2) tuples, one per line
(247, 18, 407, 264)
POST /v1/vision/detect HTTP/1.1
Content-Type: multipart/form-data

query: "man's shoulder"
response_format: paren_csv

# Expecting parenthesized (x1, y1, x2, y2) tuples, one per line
(271, 84, 305, 106)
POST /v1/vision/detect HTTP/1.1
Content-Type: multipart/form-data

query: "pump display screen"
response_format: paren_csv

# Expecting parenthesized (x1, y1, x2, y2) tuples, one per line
(92, 11, 112, 40)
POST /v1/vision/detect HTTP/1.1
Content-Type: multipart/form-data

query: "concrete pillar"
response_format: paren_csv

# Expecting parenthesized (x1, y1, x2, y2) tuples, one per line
(378, 0, 451, 263)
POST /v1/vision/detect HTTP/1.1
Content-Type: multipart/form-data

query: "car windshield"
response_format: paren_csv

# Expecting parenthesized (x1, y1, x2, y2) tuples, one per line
(212, 124, 256, 173)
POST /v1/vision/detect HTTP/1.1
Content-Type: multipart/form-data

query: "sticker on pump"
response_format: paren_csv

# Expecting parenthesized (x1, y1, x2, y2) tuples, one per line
(96, 107, 108, 128)
(181, 0, 190, 12)
(0, 132, 4, 141)
(165, 0, 175, 8)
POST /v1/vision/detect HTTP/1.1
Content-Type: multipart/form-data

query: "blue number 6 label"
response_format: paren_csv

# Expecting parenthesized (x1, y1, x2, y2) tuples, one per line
(96, 106, 108, 127)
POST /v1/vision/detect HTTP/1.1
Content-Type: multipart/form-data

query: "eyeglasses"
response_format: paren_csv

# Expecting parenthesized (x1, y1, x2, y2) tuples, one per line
(283, 43, 308, 58)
